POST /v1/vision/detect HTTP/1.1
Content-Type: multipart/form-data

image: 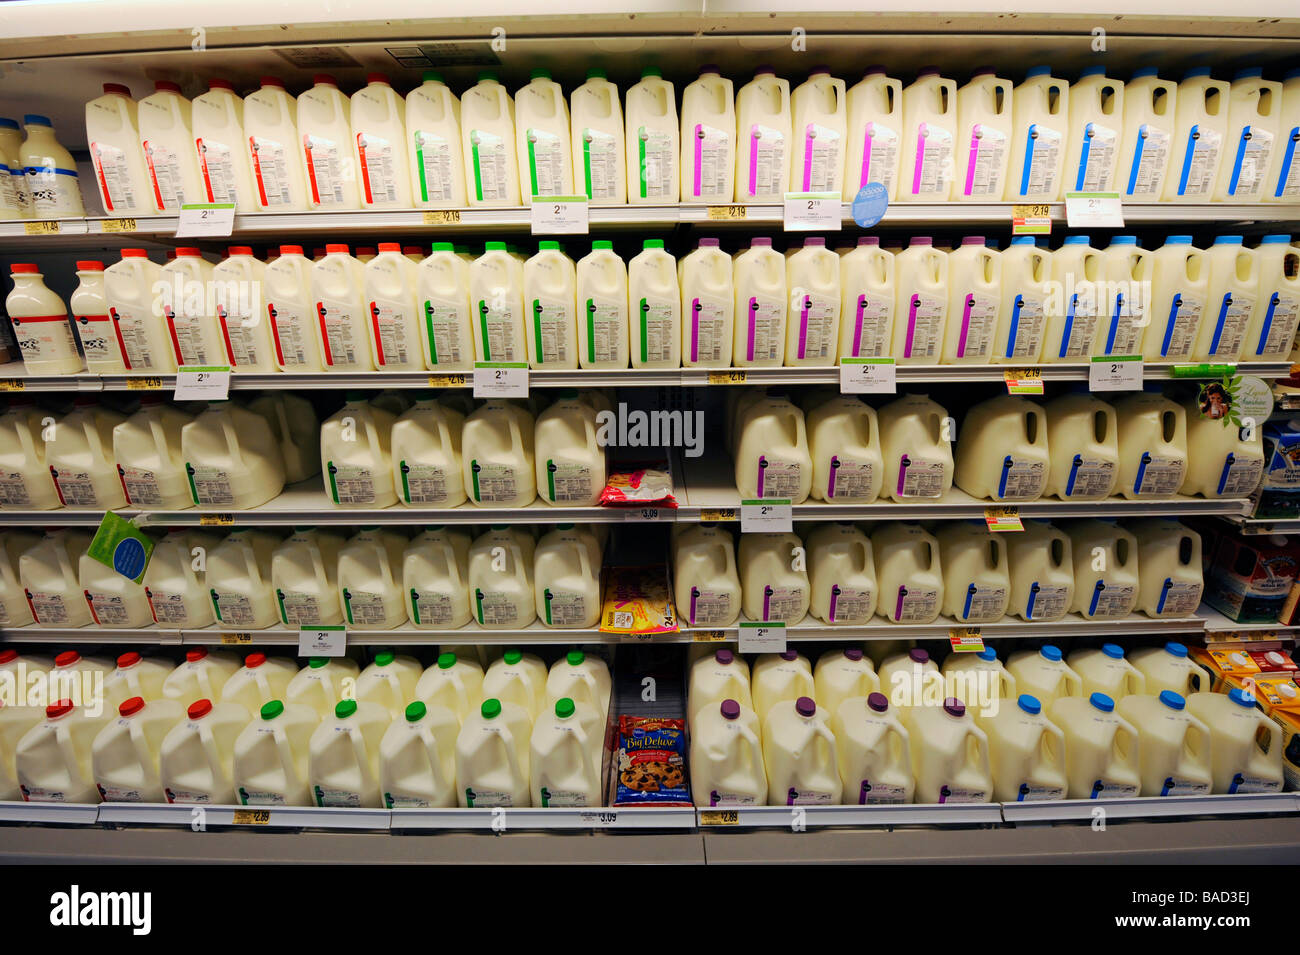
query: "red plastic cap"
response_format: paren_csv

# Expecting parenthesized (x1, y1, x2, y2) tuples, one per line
(324, 243, 350, 254)
(9, 263, 38, 274)
(279, 244, 304, 255)
(119, 696, 145, 717)
(76, 260, 105, 271)
(377, 242, 401, 253)
(245, 652, 266, 668)
(0, 649, 18, 665)
(46, 700, 74, 719)
(185, 647, 209, 662)
(103, 82, 132, 97)
(165, 251, 177, 260)
(208, 79, 235, 92)
(54, 651, 80, 668)
(187, 699, 213, 719)
(313, 73, 339, 86)
(175, 247, 202, 257)
(260, 76, 286, 89)
(228, 246, 253, 256)
(366, 72, 390, 85)
(121, 249, 149, 258)
(155, 80, 182, 94)
(116, 651, 141, 669)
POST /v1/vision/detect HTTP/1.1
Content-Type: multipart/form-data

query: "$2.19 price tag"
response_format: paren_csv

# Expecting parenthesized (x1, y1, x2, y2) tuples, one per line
(1088, 355, 1143, 392)
(473, 362, 528, 398)
(840, 357, 896, 394)
(175, 202, 236, 238)
(174, 365, 230, 401)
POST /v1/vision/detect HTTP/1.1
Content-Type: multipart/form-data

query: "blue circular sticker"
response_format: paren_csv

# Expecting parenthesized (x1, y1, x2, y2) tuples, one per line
(112, 537, 147, 581)
(851, 182, 889, 228)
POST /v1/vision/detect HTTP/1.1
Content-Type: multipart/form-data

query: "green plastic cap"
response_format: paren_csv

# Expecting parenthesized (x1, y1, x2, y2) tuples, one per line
(539, 240, 561, 251)
(431, 241, 454, 252)
(478, 71, 499, 83)
(293, 525, 316, 532)
(593, 240, 613, 251)
(555, 697, 576, 719)
(335, 699, 357, 719)
(556, 522, 575, 530)
(485, 241, 508, 252)
(260, 700, 284, 721)
(437, 651, 457, 670)
(309, 658, 329, 669)
(375, 651, 395, 667)
(405, 700, 427, 722)
(566, 649, 585, 667)
(530, 69, 552, 81)
(422, 70, 444, 84)
(642, 67, 662, 78)
(503, 649, 523, 665)
(481, 698, 502, 719)
(643, 239, 665, 250)
(490, 524, 510, 531)
(587, 69, 607, 80)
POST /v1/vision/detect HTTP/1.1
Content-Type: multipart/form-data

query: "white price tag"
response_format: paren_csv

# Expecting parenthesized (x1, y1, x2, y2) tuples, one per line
(741, 499, 793, 533)
(173, 365, 230, 401)
(175, 202, 236, 238)
(738, 621, 787, 653)
(473, 361, 529, 398)
(840, 357, 896, 394)
(783, 192, 841, 231)
(1064, 192, 1124, 229)
(298, 625, 346, 657)
(530, 196, 589, 235)
(622, 506, 663, 522)
(1089, 355, 1143, 392)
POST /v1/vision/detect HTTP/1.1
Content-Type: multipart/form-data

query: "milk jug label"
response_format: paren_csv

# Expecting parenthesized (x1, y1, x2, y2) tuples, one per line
(1004, 294, 1045, 359)
(195, 137, 239, 204)
(962, 584, 1007, 622)
(1230, 773, 1283, 794)
(1104, 292, 1144, 356)
(411, 588, 455, 625)
(688, 297, 727, 364)
(413, 130, 454, 202)
(1019, 123, 1062, 196)
(737, 296, 779, 363)
(1159, 775, 1210, 797)
(368, 297, 415, 367)
(1256, 291, 1300, 356)
(316, 296, 364, 367)
(110, 306, 161, 370)
(637, 126, 674, 199)
(911, 121, 953, 196)
(584, 296, 624, 364)
(687, 588, 733, 626)
(399, 460, 449, 504)
(422, 297, 465, 365)
(860, 122, 899, 192)
(475, 589, 521, 626)
(165, 786, 214, 805)
(76, 314, 114, 364)
(469, 128, 510, 202)
(165, 301, 216, 366)
(1076, 122, 1118, 191)
(1125, 123, 1171, 196)
(11, 314, 77, 364)
(266, 297, 313, 367)
(706, 789, 760, 808)
(326, 462, 377, 504)
(314, 784, 362, 808)
(469, 461, 518, 503)
(1207, 291, 1254, 357)
(477, 298, 520, 363)
(1056, 293, 1099, 359)
(848, 293, 891, 358)
(1016, 782, 1065, 802)
(98, 778, 148, 802)
(896, 455, 946, 498)
(142, 138, 188, 209)
(1132, 453, 1185, 496)
(1156, 578, 1202, 615)
(756, 456, 802, 499)
(531, 296, 571, 365)
(998, 456, 1046, 500)
(50, 468, 100, 506)
(542, 589, 587, 626)
(746, 123, 786, 197)
(691, 123, 731, 199)
(793, 291, 836, 361)
(1229, 125, 1272, 197)
(1025, 582, 1069, 620)
(0, 601, 9, 625)
(90, 140, 140, 212)
(1278, 127, 1300, 197)
(760, 585, 804, 622)
(937, 784, 989, 803)
(858, 780, 908, 805)
(28, 591, 69, 623)
(212, 589, 256, 625)
(0, 163, 27, 212)
(1218, 455, 1263, 496)
(1093, 778, 1139, 799)
(0, 473, 32, 506)
(146, 588, 190, 624)
(637, 297, 675, 363)
(187, 465, 234, 506)
(217, 301, 263, 368)
(1177, 125, 1221, 196)
(343, 588, 390, 625)
(955, 291, 998, 359)
(239, 786, 287, 806)
(580, 127, 620, 199)
(785, 786, 835, 806)
(248, 135, 294, 206)
(826, 456, 874, 500)
(963, 123, 1007, 196)
(902, 292, 944, 360)
(119, 466, 164, 506)
(894, 585, 939, 622)
(827, 584, 872, 622)
(524, 127, 566, 197)
(25, 165, 79, 215)
(278, 590, 324, 625)
(357, 133, 399, 204)
(301, 134, 346, 206)
(385, 792, 433, 809)
(464, 785, 514, 808)
(1088, 581, 1135, 617)
(1157, 292, 1202, 358)
(544, 458, 593, 503)
(801, 122, 842, 192)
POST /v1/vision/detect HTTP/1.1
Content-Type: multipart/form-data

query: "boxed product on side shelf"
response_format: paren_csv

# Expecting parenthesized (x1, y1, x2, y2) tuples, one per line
(1202, 530, 1300, 624)
(608, 645, 690, 807)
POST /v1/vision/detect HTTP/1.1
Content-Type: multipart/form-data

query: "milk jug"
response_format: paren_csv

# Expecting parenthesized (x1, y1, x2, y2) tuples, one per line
(0, 119, 29, 218)
(159, 247, 221, 369)
(391, 399, 465, 508)
(1143, 236, 1207, 361)
(807, 396, 881, 503)
(675, 525, 742, 628)
(80, 550, 151, 628)
(313, 245, 373, 371)
(1131, 518, 1203, 617)
(220, 654, 297, 717)
(308, 699, 390, 808)
(1066, 68, 1125, 193)
(1007, 646, 1083, 708)
(482, 649, 547, 719)
(1006, 522, 1074, 622)
(20, 114, 85, 216)
(162, 648, 240, 706)
(0, 532, 39, 626)
(469, 241, 527, 362)
(735, 396, 812, 502)
(456, 698, 532, 807)
(941, 237, 1001, 363)
(546, 650, 610, 718)
(570, 70, 627, 203)
(1118, 691, 1213, 796)
(844, 68, 904, 201)
(207, 529, 280, 631)
(731, 237, 785, 366)
(739, 531, 810, 625)
(627, 239, 681, 368)
(1114, 392, 1187, 498)
(1183, 400, 1264, 498)
(688, 649, 752, 725)
(991, 237, 1050, 362)
(1043, 235, 1102, 361)
(243, 77, 307, 210)
(873, 523, 944, 624)
(71, 261, 126, 374)
(407, 72, 466, 208)
(350, 73, 412, 208)
(535, 527, 601, 627)
(1049, 693, 1142, 798)
(1005, 66, 1069, 201)
(469, 529, 536, 628)
(1070, 644, 1146, 700)
(1131, 642, 1212, 697)
(899, 69, 958, 201)
(91, 696, 183, 802)
(379, 700, 458, 808)
(47, 400, 126, 509)
(361, 244, 422, 370)
(182, 401, 285, 509)
(751, 651, 815, 721)
(320, 397, 395, 507)
(137, 81, 204, 212)
(575, 241, 630, 369)
(338, 528, 407, 631)
(296, 74, 358, 209)
(735, 68, 790, 201)
(838, 237, 893, 359)
(937, 523, 1010, 624)
(102, 653, 170, 713)
(403, 527, 471, 629)
(85, 82, 151, 215)
(285, 657, 360, 719)
(786, 237, 841, 365)
(877, 393, 953, 501)
(15, 701, 110, 803)
(461, 73, 520, 206)
(832, 693, 912, 804)
(264, 246, 323, 371)
(762, 697, 840, 805)
(46, 651, 113, 696)
(814, 647, 880, 716)
(530, 697, 602, 807)
(681, 66, 735, 202)
(680, 237, 734, 368)
(1270, 67, 1300, 200)
(113, 400, 192, 509)
(1214, 68, 1282, 202)
(524, 242, 577, 368)
(19, 530, 92, 627)
(1095, 235, 1151, 357)
(1119, 68, 1178, 200)
(249, 392, 319, 486)
(807, 523, 877, 625)
(143, 531, 216, 628)
(354, 652, 421, 719)
(462, 400, 536, 506)
(1195, 236, 1258, 362)
(233, 700, 318, 806)
(1164, 68, 1230, 201)
(104, 249, 172, 373)
(191, 79, 257, 211)
(691, 698, 766, 806)
(5, 263, 81, 375)
(415, 652, 483, 721)
(1187, 688, 1284, 793)
(1247, 235, 1300, 359)
(1067, 519, 1140, 619)
(514, 70, 572, 201)
(955, 395, 1048, 501)
(790, 69, 847, 194)
(943, 646, 1017, 705)
(213, 247, 276, 373)
(625, 68, 679, 203)
(271, 528, 343, 627)
(0, 403, 58, 510)
(955, 70, 1013, 200)
(905, 699, 992, 803)
(892, 237, 948, 363)
(978, 693, 1068, 801)
(157, 699, 248, 804)
(416, 243, 473, 370)
(878, 648, 939, 706)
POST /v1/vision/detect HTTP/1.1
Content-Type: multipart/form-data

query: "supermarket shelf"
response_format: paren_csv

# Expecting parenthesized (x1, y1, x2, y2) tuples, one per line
(389, 806, 696, 830)
(97, 803, 391, 829)
(1223, 515, 1300, 535)
(0, 800, 99, 826)
(0, 627, 179, 645)
(0, 507, 116, 527)
(697, 802, 1004, 827)
(1001, 792, 1300, 823)
(1199, 605, 1300, 636)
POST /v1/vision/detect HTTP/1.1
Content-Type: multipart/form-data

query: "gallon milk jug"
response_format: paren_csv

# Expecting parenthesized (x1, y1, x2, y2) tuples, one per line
(46, 650, 112, 696)
(248, 392, 319, 485)
(404, 527, 471, 629)
(456, 698, 532, 807)
(807, 396, 881, 502)
(1007, 646, 1083, 709)
(461, 72, 520, 206)
(515, 70, 572, 201)
(1005, 66, 1069, 202)
(1164, 68, 1231, 201)
(1069, 644, 1147, 699)
(1195, 236, 1258, 362)
(415, 652, 483, 721)
(994, 237, 1050, 363)
(47, 399, 126, 509)
(807, 523, 877, 624)
(417, 242, 474, 370)
(791, 68, 847, 194)
(363, 244, 422, 370)
(1183, 398, 1264, 498)
(530, 697, 603, 807)
(285, 657, 360, 719)
(535, 396, 603, 506)
(233, 700, 318, 805)
(873, 523, 944, 624)
(320, 397, 396, 507)
(220, 654, 296, 717)
(535, 527, 601, 628)
(296, 74, 358, 209)
(351, 73, 411, 208)
(838, 237, 894, 359)
(1067, 519, 1139, 619)
(182, 401, 285, 509)
(627, 239, 681, 368)
(691, 698, 766, 806)
(113, 399, 192, 509)
(941, 236, 1002, 363)
(905, 698, 992, 803)
(681, 66, 736, 202)
(1270, 68, 1300, 200)
(1214, 68, 1282, 202)
(80, 551, 151, 629)
(243, 77, 307, 211)
(955, 69, 1013, 200)
(878, 393, 953, 501)
(379, 700, 458, 808)
(739, 532, 810, 625)
(191, 79, 257, 211)
(313, 245, 373, 370)
(1119, 68, 1178, 200)
(15, 701, 110, 803)
(978, 693, 1067, 801)
(91, 696, 183, 802)
(689, 649, 752, 725)
(675, 525, 742, 628)
(5, 263, 81, 375)
(0, 532, 39, 626)
(626, 67, 679, 203)
(892, 237, 948, 363)
(207, 529, 280, 631)
(878, 648, 939, 705)
(1246, 234, 1300, 359)
(158, 699, 248, 804)
(1187, 688, 1285, 793)
(814, 647, 880, 717)
(137, 81, 204, 212)
(392, 399, 465, 507)
(159, 247, 221, 368)
(85, 82, 151, 215)
(470, 241, 528, 363)
(272, 527, 344, 627)
(936, 522, 1010, 624)
(265, 246, 324, 371)
(1114, 392, 1187, 498)
(943, 646, 1017, 706)
(1006, 522, 1074, 622)
(576, 241, 630, 369)
(732, 236, 786, 366)
(899, 69, 958, 201)
(144, 531, 217, 629)
(735, 396, 812, 502)
(844, 67, 904, 201)
(1045, 393, 1119, 500)
(469, 530, 536, 628)
(955, 395, 1049, 501)
(546, 650, 610, 718)
(1118, 691, 1212, 796)
(462, 400, 536, 506)
(1066, 68, 1125, 194)
(407, 72, 466, 208)
(0, 402, 58, 510)
(1043, 235, 1102, 361)
(762, 697, 840, 805)
(735, 67, 791, 201)
(1050, 692, 1141, 798)
(20, 530, 93, 627)
(1131, 518, 1203, 617)
(162, 647, 240, 705)
(212, 247, 276, 373)
(751, 650, 815, 721)
(338, 528, 408, 631)
(354, 652, 422, 719)
(786, 237, 841, 366)
(483, 650, 547, 719)
(1130, 641, 1212, 696)
(104, 249, 172, 373)
(1096, 235, 1151, 357)
(680, 237, 734, 368)
(308, 699, 390, 807)
(71, 260, 126, 374)
(20, 114, 85, 216)
(833, 692, 912, 804)
(102, 652, 170, 713)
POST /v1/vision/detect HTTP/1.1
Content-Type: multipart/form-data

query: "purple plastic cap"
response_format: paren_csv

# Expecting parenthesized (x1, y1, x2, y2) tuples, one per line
(715, 649, 735, 665)
(971, 66, 996, 77)
(780, 649, 800, 661)
(943, 698, 966, 718)
(843, 648, 864, 661)
(867, 691, 889, 713)
(720, 699, 742, 720)
(795, 696, 817, 717)
(809, 65, 831, 76)
(917, 66, 940, 78)
(804, 236, 826, 247)
(754, 65, 776, 76)
(857, 236, 880, 246)
(908, 648, 930, 664)
(961, 236, 986, 246)
(699, 237, 720, 248)
(910, 236, 934, 247)
(751, 236, 773, 247)
(700, 64, 720, 75)
(863, 65, 886, 77)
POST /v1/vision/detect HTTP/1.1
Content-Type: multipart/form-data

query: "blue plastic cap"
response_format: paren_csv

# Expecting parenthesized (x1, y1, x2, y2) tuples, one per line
(1018, 694, 1042, 715)
(1228, 687, 1256, 708)
(1214, 235, 1244, 245)
(1079, 66, 1106, 78)
(977, 647, 998, 661)
(1164, 641, 1189, 658)
(1011, 236, 1036, 246)
(1159, 689, 1186, 710)
(1090, 692, 1115, 712)
(1026, 66, 1052, 79)
(1131, 67, 1160, 80)
(1110, 235, 1138, 247)
(1102, 643, 1125, 659)
(1063, 235, 1091, 246)
(1287, 68, 1300, 81)
(1261, 234, 1294, 244)
(23, 114, 51, 127)
(1233, 67, 1263, 80)
(1184, 67, 1213, 80)
(1166, 235, 1194, 245)
(0, 118, 18, 131)
(1040, 645, 1063, 662)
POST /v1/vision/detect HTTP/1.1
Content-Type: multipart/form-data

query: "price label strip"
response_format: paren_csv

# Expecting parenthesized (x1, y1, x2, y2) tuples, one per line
(472, 361, 528, 398)
(707, 205, 747, 220)
(700, 508, 737, 522)
(427, 373, 468, 387)
(621, 506, 664, 522)
(741, 499, 793, 533)
(707, 370, 748, 385)
(1011, 204, 1052, 236)
(221, 632, 253, 645)
(423, 209, 461, 225)
(840, 357, 896, 394)
(739, 620, 786, 653)
(1003, 368, 1043, 395)
(1088, 355, 1143, 392)
(125, 377, 164, 391)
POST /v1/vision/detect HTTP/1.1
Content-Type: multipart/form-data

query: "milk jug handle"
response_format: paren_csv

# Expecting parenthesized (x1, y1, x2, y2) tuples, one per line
(309, 545, 328, 587)
(196, 668, 215, 702)
(127, 719, 156, 781)
(436, 417, 453, 456)
(366, 420, 384, 478)
(583, 415, 598, 453)
(420, 725, 450, 794)
(495, 723, 524, 784)
(54, 540, 78, 583)
(572, 722, 597, 787)
(349, 725, 375, 790)
(196, 722, 227, 787)
(219, 417, 247, 471)
(271, 724, 298, 789)
(17, 419, 38, 459)
(437, 541, 463, 590)
(507, 415, 523, 455)
(855, 539, 871, 572)
(147, 416, 169, 459)
(575, 541, 592, 580)
(55, 726, 82, 784)
(243, 543, 265, 589)
(1253, 713, 1280, 756)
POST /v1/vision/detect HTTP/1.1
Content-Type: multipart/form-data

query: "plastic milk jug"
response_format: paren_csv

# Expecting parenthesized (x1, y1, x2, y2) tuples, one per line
(838, 237, 894, 359)
(91, 696, 184, 802)
(1006, 522, 1074, 622)
(212, 246, 275, 372)
(271, 528, 344, 627)
(461, 73, 519, 206)
(80, 552, 151, 628)
(1119, 68, 1178, 200)
(182, 401, 285, 508)
(1069, 644, 1146, 700)
(530, 697, 603, 807)
(392, 399, 465, 507)
(20, 114, 85, 216)
(313, 245, 373, 370)
(905, 698, 992, 803)
(159, 247, 220, 368)
(404, 527, 471, 629)
(936, 522, 1010, 624)
(46, 650, 112, 690)
(546, 650, 610, 718)
(808, 523, 877, 626)
(1067, 519, 1139, 619)
(286, 657, 360, 719)
(626, 68, 679, 203)
(379, 700, 459, 808)
(807, 396, 881, 503)
(191, 79, 257, 211)
(243, 77, 308, 210)
(220, 654, 296, 717)
(47, 400, 126, 509)
(735, 68, 790, 201)
(1118, 691, 1212, 796)
(892, 237, 949, 363)
(71, 260, 126, 374)
(0, 403, 58, 510)
(1195, 236, 1258, 362)
(739, 533, 810, 624)
(735, 396, 812, 502)
(338, 528, 407, 631)
(20, 531, 92, 627)
(675, 526, 742, 628)
(790, 69, 847, 194)
(680, 237, 734, 368)
(143, 530, 216, 628)
(264, 245, 323, 371)
(351, 73, 412, 208)
(158, 699, 249, 804)
(1164, 68, 1230, 201)
(1043, 235, 1101, 361)
(762, 697, 840, 805)
(470, 241, 527, 363)
(162, 648, 240, 706)
(456, 698, 532, 808)
(85, 83, 151, 215)
(102, 653, 170, 712)
(688, 649, 752, 725)
(873, 523, 943, 624)
(991, 237, 1049, 363)
(469, 531, 536, 628)
(319, 397, 395, 507)
(751, 651, 815, 721)
(295, 74, 358, 209)
(137, 81, 204, 212)
(0, 120, 29, 218)
(249, 392, 319, 486)
(1050, 693, 1141, 798)
(732, 237, 786, 366)
(877, 393, 953, 501)
(691, 698, 766, 807)
(570, 69, 626, 204)
(233, 700, 318, 805)
(415, 652, 482, 721)
(977, 694, 1067, 802)
(534, 527, 601, 628)
(104, 249, 172, 373)
(1143, 236, 1208, 361)
(1132, 519, 1203, 617)
(899, 69, 958, 201)
(628, 239, 681, 367)
(416, 243, 473, 370)
(1247, 235, 1300, 359)
(1066, 68, 1125, 193)
(5, 263, 81, 375)
(955, 69, 1013, 200)
(943, 647, 1017, 703)
(308, 699, 390, 808)
(15, 701, 110, 803)
(462, 400, 536, 506)
(844, 67, 904, 201)
(206, 529, 279, 631)
(524, 242, 578, 369)
(1007, 646, 1083, 709)
(354, 652, 422, 720)
(1094, 236, 1150, 357)
(1005, 66, 1069, 201)
(814, 647, 880, 716)
(1183, 399, 1264, 498)
(406, 72, 466, 207)
(0, 533, 39, 626)
(786, 237, 841, 365)
(1214, 68, 1282, 201)
(955, 395, 1048, 502)
(515, 70, 572, 201)
(1131, 641, 1212, 697)
(363, 244, 422, 370)
(941, 236, 1002, 363)
(833, 692, 913, 804)
(681, 66, 735, 202)
(1114, 392, 1187, 498)
(878, 648, 939, 706)
(1187, 688, 1285, 793)
(575, 241, 630, 369)
(1270, 68, 1300, 200)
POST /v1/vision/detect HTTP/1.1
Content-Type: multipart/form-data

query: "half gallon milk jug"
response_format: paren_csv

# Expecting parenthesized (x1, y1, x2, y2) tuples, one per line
(1095, 235, 1151, 357)
(1006, 522, 1074, 622)
(191, 79, 257, 211)
(675, 525, 742, 628)
(627, 239, 681, 368)
(296, 74, 358, 209)
(80, 550, 151, 628)
(814, 647, 880, 716)
(691, 698, 766, 806)
(182, 401, 285, 509)
(456, 698, 531, 807)
(1143, 238, 1208, 361)
(308, 699, 390, 807)
(0, 402, 58, 510)
(681, 66, 735, 202)
(873, 523, 943, 624)
(1005, 66, 1069, 202)
(249, 392, 319, 485)
(1050, 693, 1141, 798)
(407, 72, 466, 208)
(833, 692, 912, 804)
(1131, 641, 1212, 697)
(0, 532, 39, 626)
(838, 237, 894, 359)
(137, 81, 204, 212)
(1164, 68, 1230, 201)
(158, 699, 248, 804)
(680, 237, 734, 368)
(954, 394, 1048, 502)
(102, 652, 170, 712)
(791, 68, 847, 194)
(1183, 398, 1264, 498)
(1187, 688, 1284, 793)
(905, 698, 992, 803)
(469, 530, 536, 628)
(159, 247, 221, 368)
(943, 646, 1017, 705)
(338, 528, 407, 631)
(892, 237, 948, 363)
(417, 243, 474, 370)
(524, 242, 578, 368)
(1195, 236, 1258, 362)
(85, 83, 150, 215)
(530, 697, 603, 807)
(535, 527, 601, 628)
(313, 245, 373, 370)
(992, 237, 1049, 363)
(977, 693, 1067, 801)
(1119, 68, 1178, 200)
(844, 67, 904, 201)
(1043, 235, 1102, 361)
(416, 652, 483, 721)
(626, 67, 679, 203)
(20, 114, 84, 216)
(213, 247, 276, 373)
(207, 529, 280, 631)
(5, 263, 81, 375)
(144, 530, 217, 628)
(735, 396, 812, 502)
(1044, 394, 1119, 500)
(233, 700, 317, 805)
(514, 70, 572, 201)
(1118, 691, 1212, 796)
(0, 119, 30, 218)
(1246, 234, 1300, 359)
(221, 653, 296, 716)
(105, 249, 172, 373)
(15, 701, 110, 803)
(91, 696, 184, 802)
(546, 649, 610, 718)
(807, 396, 881, 502)
(877, 393, 953, 501)
(732, 236, 786, 366)
(576, 241, 630, 369)
(354, 652, 422, 719)
(1114, 392, 1187, 498)
(941, 236, 1001, 363)
(878, 648, 939, 705)
(364, 244, 422, 370)
(351, 74, 411, 208)
(47, 399, 126, 509)
(762, 697, 840, 805)
(1214, 68, 1282, 202)
(955, 69, 1013, 200)
(1132, 518, 1203, 617)
(899, 69, 958, 201)
(393, 399, 465, 507)
(461, 73, 519, 206)
(1007, 646, 1083, 708)
(162, 647, 239, 705)
(735, 68, 790, 201)
(571, 69, 626, 204)
(379, 700, 458, 808)
(286, 657, 360, 719)
(71, 260, 126, 374)
(272, 528, 344, 627)
(470, 241, 527, 363)
(1066, 68, 1125, 193)
(751, 650, 815, 721)
(265, 246, 324, 371)
(688, 649, 752, 724)
(1069, 644, 1146, 699)
(114, 399, 192, 508)
(807, 523, 877, 625)
(462, 400, 536, 506)
(786, 237, 841, 366)
(404, 527, 471, 629)
(936, 522, 1010, 624)
(320, 397, 396, 507)
(20, 530, 93, 627)
(1270, 68, 1300, 200)
(1067, 519, 1139, 619)
(243, 77, 307, 211)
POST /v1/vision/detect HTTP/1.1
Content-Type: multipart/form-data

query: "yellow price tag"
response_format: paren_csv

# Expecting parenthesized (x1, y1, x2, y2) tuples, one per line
(125, 377, 163, 391)
(707, 370, 748, 385)
(231, 809, 270, 825)
(707, 205, 747, 220)
(948, 628, 986, 653)
(700, 508, 737, 522)
(220, 632, 252, 644)
(0, 379, 25, 392)
(692, 630, 727, 642)
(1003, 368, 1043, 395)
(1011, 204, 1052, 236)
(428, 373, 468, 387)
(24, 220, 60, 235)
(423, 209, 461, 225)
(699, 810, 740, 826)
(100, 218, 137, 233)
(200, 514, 235, 526)
(984, 506, 1023, 532)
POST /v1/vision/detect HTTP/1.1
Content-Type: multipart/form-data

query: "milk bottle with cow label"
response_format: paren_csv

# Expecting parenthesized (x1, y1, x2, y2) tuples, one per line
(733, 237, 786, 366)
(833, 692, 913, 804)
(1067, 519, 1139, 619)
(351, 74, 412, 208)
(1005, 66, 1069, 202)
(233, 700, 317, 805)
(207, 529, 280, 631)
(1120, 68, 1178, 200)
(85, 83, 151, 215)
(47, 399, 126, 509)
(735, 68, 790, 201)
(628, 239, 681, 368)
(91, 696, 184, 802)
(20, 531, 93, 627)
(955, 70, 1013, 200)
(626, 68, 679, 203)
(313, 245, 373, 371)
(807, 396, 881, 502)
(1195, 236, 1258, 362)
(1114, 392, 1187, 498)
(681, 66, 735, 202)
(1006, 522, 1074, 622)
(137, 81, 204, 212)
(1183, 398, 1264, 498)
(1131, 518, 1203, 618)
(675, 526, 742, 629)
(786, 237, 841, 366)
(1214, 68, 1282, 202)
(955, 395, 1048, 501)
(213, 246, 276, 373)
(20, 114, 85, 216)
(0, 118, 31, 218)
(5, 263, 81, 376)
(977, 694, 1067, 802)
(892, 237, 948, 363)
(791, 69, 847, 194)
(904, 698, 993, 803)
(104, 249, 172, 373)
(1143, 236, 1207, 361)
(762, 697, 840, 805)
(1164, 68, 1230, 201)
(1187, 688, 1284, 793)
(515, 70, 572, 201)
(407, 72, 466, 208)
(243, 77, 307, 210)
(158, 699, 249, 804)
(877, 393, 953, 501)
(838, 237, 894, 359)
(680, 237, 734, 368)
(739, 534, 810, 625)
(1043, 235, 1102, 361)
(844, 67, 904, 201)
(1066, 68, 1125, 193)
(873, 522, 943, 624)
(1118, 691, 1212, 797)
(691, 698, 766, 807)
(899, 69, 958, 201)
(1246, 235, 1300, 359)
(571, 69, 625, 204)
(937, 522, 1010, 624)
(941, 237, 1001, 363)
(71, 261, 126, 374)
(992, 237, 1050, 363)
(271, 528, 344, 627)
(296, 74, 359, 209)
(192, 79, 257, 211)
